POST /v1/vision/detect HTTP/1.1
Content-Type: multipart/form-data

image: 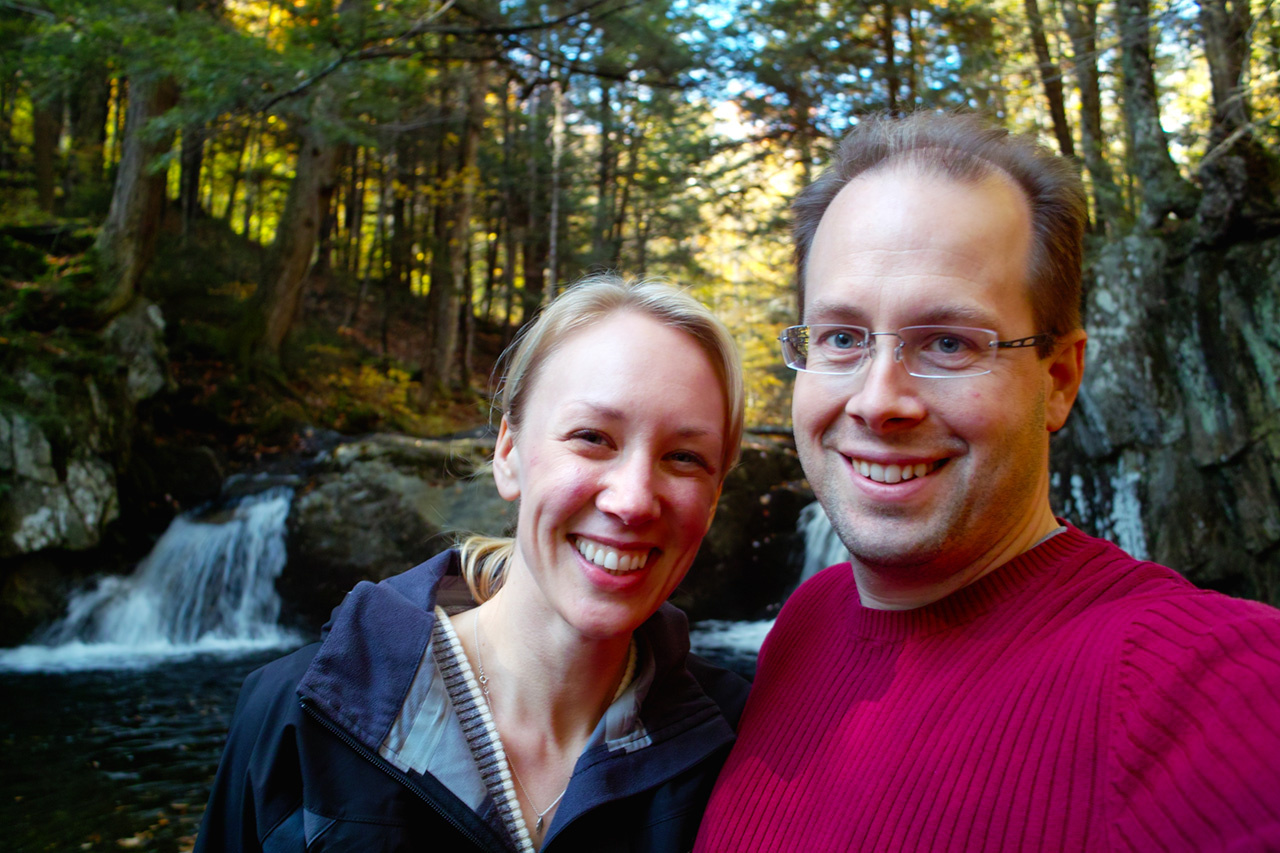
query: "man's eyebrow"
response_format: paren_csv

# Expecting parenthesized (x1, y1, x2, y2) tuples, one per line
(907, 305, 999, 327)
(802, 301, 866, 324)
(804, 301, 998, 328)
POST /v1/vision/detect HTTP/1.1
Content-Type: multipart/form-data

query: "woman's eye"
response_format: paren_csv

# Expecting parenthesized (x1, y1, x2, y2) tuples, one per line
(570, 429, 610, 447)
(669, 450, 714, 473)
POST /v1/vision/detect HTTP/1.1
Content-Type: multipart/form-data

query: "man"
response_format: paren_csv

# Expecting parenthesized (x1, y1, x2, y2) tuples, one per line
(695, 112, 1280, 851)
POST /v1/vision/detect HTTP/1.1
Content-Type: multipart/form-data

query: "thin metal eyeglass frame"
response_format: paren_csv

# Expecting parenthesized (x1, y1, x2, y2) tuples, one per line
(778, 324, 1054, 378)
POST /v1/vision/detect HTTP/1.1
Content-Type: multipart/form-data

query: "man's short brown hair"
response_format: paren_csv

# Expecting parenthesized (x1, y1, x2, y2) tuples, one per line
(792, 112, 1088, 352)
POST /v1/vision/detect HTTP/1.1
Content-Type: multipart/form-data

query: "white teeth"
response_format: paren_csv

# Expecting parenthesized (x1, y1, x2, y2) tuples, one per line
(574, 537, 649, 574)
(853, 459, 936, 483)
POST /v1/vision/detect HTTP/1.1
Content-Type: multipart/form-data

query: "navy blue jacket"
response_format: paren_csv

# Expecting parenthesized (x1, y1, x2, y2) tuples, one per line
(195, 550, 749, 852)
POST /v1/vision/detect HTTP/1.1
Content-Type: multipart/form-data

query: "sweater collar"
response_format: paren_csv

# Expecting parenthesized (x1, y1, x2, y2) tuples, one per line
(845, 522, 1094, 642)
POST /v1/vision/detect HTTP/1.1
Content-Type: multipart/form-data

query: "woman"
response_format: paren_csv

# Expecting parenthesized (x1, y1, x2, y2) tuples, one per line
(195, 274, 749, 852)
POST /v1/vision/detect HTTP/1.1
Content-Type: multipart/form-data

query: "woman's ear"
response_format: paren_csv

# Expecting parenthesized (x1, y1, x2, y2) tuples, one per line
(492, 416, 521, 501)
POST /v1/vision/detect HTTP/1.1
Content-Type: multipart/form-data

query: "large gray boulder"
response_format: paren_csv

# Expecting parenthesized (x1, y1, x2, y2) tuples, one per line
(282, 434, 516, 626)
(1051, 233, 1280, 603)
(0, 411, 119, 557)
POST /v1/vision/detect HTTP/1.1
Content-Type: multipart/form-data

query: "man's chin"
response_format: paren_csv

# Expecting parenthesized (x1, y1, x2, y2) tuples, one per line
(832, 516, 951, 574)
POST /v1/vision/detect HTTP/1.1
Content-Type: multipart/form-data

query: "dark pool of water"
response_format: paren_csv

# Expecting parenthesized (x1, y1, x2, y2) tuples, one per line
(0, 627, 761, 853)
(1, 648, 296, 853)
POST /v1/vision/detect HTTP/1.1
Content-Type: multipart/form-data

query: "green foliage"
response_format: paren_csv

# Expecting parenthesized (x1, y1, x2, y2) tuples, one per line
(0, 252, 124, 469)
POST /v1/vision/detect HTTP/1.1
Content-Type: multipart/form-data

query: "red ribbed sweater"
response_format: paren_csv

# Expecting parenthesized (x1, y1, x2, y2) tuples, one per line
(695, 525, 1280, 852)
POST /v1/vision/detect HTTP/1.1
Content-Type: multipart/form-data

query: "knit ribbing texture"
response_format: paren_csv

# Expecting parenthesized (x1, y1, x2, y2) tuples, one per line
(694, 525, 1280, 852)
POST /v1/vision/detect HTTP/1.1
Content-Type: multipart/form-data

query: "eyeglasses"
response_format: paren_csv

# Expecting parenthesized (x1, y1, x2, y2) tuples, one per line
(779, 324, 1053, 378)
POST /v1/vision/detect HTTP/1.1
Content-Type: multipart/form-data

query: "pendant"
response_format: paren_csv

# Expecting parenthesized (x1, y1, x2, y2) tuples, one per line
(536, 816, 545, 833)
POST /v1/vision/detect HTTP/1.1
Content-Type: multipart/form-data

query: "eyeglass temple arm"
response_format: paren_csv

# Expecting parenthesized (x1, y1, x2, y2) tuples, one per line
(994, 334, 1053, 349)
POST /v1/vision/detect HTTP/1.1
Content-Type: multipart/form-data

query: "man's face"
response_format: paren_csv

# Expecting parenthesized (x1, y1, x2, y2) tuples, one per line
(792, 165, 1082, 593)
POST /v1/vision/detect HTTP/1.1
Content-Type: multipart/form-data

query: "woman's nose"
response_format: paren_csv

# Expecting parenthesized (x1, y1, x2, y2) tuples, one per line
(597, 456, 661, 525)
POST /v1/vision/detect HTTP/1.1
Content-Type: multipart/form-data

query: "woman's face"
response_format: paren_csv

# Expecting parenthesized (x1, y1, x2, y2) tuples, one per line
(493, 309, 728, 640)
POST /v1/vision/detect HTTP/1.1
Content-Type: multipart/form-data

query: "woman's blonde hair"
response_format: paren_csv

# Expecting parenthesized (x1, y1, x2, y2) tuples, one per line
(457, 272, 745, 602)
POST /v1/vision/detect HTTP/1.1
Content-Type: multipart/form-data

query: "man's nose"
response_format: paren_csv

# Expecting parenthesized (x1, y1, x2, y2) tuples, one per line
(842, 338, 928, 431)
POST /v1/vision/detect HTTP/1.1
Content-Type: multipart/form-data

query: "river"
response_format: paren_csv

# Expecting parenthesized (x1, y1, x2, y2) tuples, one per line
(0, 627, 767, 852)
(0, 487, 837, 852)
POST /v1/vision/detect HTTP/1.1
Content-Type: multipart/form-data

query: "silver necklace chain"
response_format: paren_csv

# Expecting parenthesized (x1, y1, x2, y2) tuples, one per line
(473, 613, 569, 836)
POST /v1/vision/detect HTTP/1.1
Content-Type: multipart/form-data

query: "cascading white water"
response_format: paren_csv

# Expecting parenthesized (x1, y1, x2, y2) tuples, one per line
(0, 487, 301, 672)
(798, 500, 850, 582)
(690, 500, 850, 675)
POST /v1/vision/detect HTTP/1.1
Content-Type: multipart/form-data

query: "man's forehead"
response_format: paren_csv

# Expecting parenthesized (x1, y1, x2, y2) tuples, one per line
(802, 299, 999, 327)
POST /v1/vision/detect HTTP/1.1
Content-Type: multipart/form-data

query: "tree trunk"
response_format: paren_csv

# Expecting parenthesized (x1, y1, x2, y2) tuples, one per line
(592, 81, 617, 268)
(1061, 0, 1123, 230)
(65, 67, 111, 216)
(1195, 0, 1278, 240)
(522, 89, 548, 314)
(344, 146, 368, 276)
(546, 75, 566, 303)
(1116, 0, 1199, 227)
(450, 71, 485, 390)
(612, 121, 641, 269)
(879, 1, 899, 114)
(1199, 0, 1251, 136)
(1025, 0, 1075, 158)
(248, 121, 342, 366)
(33, 97, 62, 213)
(95, 75, 179, 319)
(179, 125, 205, 237)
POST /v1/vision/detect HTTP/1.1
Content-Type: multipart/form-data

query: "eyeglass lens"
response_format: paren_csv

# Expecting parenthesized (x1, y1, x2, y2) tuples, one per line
(782, 325, 999, 377)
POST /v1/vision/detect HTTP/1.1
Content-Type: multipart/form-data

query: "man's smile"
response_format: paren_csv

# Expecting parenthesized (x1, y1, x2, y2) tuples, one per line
(845, 457, 947, 484)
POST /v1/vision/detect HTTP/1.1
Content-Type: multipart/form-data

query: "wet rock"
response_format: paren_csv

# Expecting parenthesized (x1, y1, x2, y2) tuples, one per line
(282, 434, 515, 628)
(101, 298, 172, 403)
(0, 414, 119, 558)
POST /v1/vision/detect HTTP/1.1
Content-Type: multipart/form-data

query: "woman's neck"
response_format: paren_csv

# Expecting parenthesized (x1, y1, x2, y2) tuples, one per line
(464, 588, 632, 746)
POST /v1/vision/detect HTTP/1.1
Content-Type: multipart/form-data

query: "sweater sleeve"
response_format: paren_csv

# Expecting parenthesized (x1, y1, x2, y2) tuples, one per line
(1107, 594, 1280, 852)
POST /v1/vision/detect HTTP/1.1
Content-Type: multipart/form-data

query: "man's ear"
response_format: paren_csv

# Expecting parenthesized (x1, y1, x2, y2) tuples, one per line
(492, 416, 521, 502)
(1046, 329, 1087, 433)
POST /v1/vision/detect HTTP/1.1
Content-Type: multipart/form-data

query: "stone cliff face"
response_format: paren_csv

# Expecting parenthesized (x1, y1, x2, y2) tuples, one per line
(0, 298, 176, 643)
(1051, 232, 1280, 603)
(0, 299, 170, 560)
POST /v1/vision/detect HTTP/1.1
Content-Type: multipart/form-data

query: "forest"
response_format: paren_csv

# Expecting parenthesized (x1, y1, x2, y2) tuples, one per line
(1, 0, 1278, 601)
(1, 2, 1278, 849)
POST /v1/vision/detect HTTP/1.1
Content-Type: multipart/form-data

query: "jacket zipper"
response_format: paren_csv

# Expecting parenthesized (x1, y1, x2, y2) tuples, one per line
(299, 697, 500, 851)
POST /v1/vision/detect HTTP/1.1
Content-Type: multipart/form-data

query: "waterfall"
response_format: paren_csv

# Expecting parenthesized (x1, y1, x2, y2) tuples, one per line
(0, 487, 301, 672)
(691, 501, 851, 676)
(798, 501, 850, 583)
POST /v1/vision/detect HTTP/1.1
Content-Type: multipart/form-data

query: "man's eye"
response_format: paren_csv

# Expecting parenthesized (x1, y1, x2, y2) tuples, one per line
(925, 333, 979, 354)
(818, 329, 861, 350)
(936, 336, 963, 354)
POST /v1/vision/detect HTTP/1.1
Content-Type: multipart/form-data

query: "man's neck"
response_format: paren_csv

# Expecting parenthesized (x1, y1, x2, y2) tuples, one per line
(852, 516, 1066, 611)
